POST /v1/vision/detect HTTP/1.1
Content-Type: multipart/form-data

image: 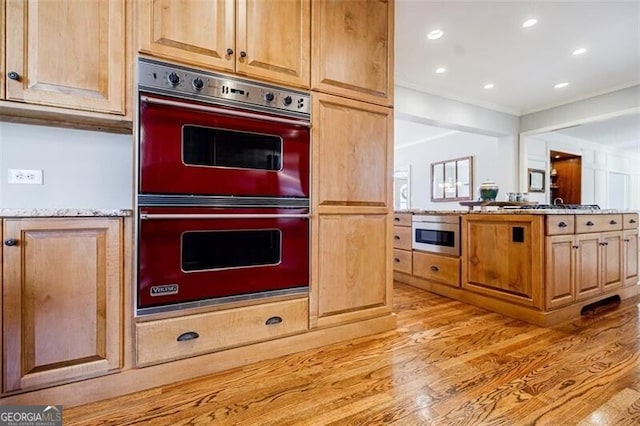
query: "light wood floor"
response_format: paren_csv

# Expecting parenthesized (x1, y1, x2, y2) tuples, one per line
(65, 283, 640, 425)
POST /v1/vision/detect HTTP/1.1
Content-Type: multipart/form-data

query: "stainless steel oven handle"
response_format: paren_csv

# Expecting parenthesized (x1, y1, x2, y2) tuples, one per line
(140, 95, 311, 128)
(140, 213, 310, 220)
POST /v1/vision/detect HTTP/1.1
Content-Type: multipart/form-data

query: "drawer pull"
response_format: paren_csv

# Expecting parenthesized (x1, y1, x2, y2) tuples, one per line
(430, 265, 439, 272)
(558, 222, 568, 228)
(394, 235, 400, 240)
(394, 217, 400, 222)
(177, 331, 199, 342)
(4, 239, 17, 247)
(610, 220, 617, 225)
(394, 258, 400, 263)
(631, 219, 637, 224)
(265, 316, 283, 326)
(586, 221, 594, 226)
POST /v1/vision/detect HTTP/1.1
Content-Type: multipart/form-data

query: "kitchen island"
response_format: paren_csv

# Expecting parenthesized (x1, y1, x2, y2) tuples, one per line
(394, 209, 639, 326)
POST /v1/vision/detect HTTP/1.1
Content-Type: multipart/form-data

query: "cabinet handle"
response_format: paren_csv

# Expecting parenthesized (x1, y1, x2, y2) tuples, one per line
(394, 235, 400, 240)
(226, 48, 234, 55)
(586, 221, 594, 226)
(609, 220, 617, 225)
(572, 245, 579, 249)
(240, 51, 247, 58)
(430, 265, 439, 272)
(624, 238, 630, 242)
(394, 217, 400, 222)
(7, 71, 20, 81)
(394, 258, 400, 263)
(630, 219, 637, 224)
(558, 222, 567, 228)
(265, 316, 282, 325)
(4, 239, 17, 247)
(177, 331, 199, 342)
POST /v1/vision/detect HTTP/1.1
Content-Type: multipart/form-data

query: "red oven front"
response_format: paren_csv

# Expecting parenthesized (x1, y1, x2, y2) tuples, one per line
(137, 206, 309, 312)
(139, 94, 310, 198)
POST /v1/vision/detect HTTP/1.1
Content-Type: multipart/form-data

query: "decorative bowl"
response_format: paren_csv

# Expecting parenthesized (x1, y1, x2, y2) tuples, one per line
(479, 179, 499, 201)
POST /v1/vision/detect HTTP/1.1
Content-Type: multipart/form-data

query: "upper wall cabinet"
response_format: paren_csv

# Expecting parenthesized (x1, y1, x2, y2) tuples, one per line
(4, 0, 127, 115)
(311, 0, 394, 106)
(138, 0, 311, 89)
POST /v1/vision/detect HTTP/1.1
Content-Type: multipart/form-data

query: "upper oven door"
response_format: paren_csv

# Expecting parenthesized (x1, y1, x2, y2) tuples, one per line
(139, 94, 310, 198)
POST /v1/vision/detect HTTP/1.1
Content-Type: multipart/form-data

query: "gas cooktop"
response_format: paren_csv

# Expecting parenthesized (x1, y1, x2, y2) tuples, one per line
(521, 204, 601, 210)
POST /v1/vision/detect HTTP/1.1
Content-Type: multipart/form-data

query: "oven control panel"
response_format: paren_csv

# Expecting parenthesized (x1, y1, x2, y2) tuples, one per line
(138, 58, 310, 119)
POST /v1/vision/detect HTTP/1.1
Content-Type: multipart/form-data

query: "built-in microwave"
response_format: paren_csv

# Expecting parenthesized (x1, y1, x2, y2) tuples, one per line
(412, 215, 461, 256)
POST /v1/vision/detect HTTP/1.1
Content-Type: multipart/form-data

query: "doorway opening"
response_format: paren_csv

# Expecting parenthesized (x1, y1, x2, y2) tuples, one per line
(550, 150, 582, 204)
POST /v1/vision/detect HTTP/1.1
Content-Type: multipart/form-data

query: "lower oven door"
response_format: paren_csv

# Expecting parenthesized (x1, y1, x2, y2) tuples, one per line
(137, 207, 309, 313)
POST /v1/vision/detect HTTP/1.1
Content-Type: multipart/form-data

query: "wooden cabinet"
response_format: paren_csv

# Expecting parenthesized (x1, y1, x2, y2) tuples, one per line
(312, 214, 391, 328)
(0, 0, 5, 100)
(623, 229, 639, 286)
(310, 91, 393, 327)
(393, 212, 413, 275)
(462, 215, 544, 308)
(4, 0, 128, 115)
(311, 0, 394, 106)
(545, 215, 624, 309)
(136, 298, 308, 366)
(138, 0, 311, 88)
(2, 218, 122, 393)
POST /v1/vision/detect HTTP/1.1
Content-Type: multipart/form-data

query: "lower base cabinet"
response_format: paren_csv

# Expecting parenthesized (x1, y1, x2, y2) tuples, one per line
(2, 218, 123, 393)
(623, 229, 639, 286)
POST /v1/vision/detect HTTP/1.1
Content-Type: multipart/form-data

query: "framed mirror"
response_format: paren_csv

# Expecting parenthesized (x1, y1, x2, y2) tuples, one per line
(431, 156, 473, 201)
(528, 168, 545, 192)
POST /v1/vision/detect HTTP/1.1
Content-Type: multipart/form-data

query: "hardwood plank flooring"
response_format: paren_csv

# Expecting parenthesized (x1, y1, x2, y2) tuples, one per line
(64, 283, 640, 425)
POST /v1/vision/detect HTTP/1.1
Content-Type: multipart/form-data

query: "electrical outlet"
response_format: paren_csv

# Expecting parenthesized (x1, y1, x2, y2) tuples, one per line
(8, 169, 44, 185)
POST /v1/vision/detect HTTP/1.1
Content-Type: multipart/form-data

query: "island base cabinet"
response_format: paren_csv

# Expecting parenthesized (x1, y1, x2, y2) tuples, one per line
(623, 229, 639, 286)
(2, 218, 122, 393)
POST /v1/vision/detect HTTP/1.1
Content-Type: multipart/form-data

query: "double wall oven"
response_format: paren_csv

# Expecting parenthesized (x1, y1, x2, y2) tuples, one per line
(136, 58, 311, 315)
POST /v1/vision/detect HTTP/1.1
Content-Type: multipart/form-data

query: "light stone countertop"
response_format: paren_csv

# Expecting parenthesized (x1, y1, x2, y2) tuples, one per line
(0, 208, 133, 218)
(395, 208, 637, 215)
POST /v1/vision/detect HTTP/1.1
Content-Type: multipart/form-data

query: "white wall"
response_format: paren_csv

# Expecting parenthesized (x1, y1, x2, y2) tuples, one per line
(395, 131, 509, 210)
(0, 122, 133, 209)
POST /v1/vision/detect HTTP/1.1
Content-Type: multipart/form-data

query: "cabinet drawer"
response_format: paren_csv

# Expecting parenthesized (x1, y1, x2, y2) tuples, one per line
(623, 213, 639, 230)
(393, 249, 412, 274)
(393, 226, 412, 250)
(392, 213, 412, 227)
(136, 298, 308, 366)
(575, 214, 623, 234)
(413, 251, 460, 288)
(546, 215, 574, 235)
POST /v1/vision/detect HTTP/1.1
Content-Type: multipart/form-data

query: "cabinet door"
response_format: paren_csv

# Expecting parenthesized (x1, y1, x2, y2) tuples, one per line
(311, 0, 394, 105)
(601, 231, 623, 291)
(2, 218, 122, 392)
(236, 0, 310, 88)
(623, 230, 639, 286)
(138, 0, 235, 72)
(0, 0, 5, 99)
(575, 233, 601, 300)
(313, 214, 391, 327)
(5, 0, 126, 114)
(311, 92, 393, 211)
(545, 235, 575, 309)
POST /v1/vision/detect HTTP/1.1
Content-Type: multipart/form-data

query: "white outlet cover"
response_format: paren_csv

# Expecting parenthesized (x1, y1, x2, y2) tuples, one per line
(8, 169, 44, 185)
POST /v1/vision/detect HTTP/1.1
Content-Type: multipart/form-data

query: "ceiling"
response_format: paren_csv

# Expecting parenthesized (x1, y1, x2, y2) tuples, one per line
(394, 0, 640, 151)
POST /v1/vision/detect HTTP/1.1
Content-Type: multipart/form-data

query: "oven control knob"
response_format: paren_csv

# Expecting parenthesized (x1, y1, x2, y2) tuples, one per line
(167, 72, 180, 86)
(192, 78, 204, 90)
(264, 92, 275, 102)
(283, 95, 292, 106)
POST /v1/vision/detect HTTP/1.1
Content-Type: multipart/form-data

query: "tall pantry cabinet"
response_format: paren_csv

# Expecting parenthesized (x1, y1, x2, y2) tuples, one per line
(310, 0, 395, 327)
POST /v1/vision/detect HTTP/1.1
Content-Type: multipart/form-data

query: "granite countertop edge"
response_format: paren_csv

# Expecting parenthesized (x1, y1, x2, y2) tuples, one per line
(0, 208, 133, 218)
(395, 209, 639, 215)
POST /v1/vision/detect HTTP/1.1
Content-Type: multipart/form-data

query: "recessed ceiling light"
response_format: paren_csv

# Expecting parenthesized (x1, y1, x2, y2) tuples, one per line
(572, 47, 587, 56)
(522, 18, 538, 28)
(554, 82, 569, 89)
(435, 67, 447, 74)
(484, 83, 494, 89)
(427, 29, 444, 40)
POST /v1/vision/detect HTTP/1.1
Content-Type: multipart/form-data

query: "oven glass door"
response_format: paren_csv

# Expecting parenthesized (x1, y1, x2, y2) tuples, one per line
(139, 94, 310, 197)
(137, 207, 309, 310)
